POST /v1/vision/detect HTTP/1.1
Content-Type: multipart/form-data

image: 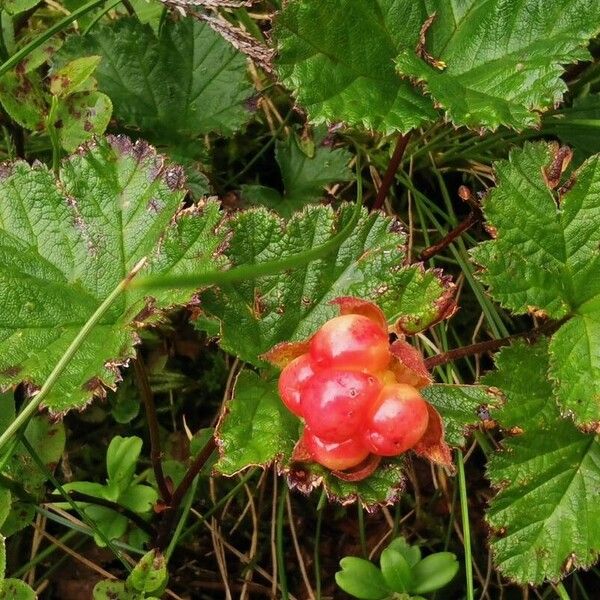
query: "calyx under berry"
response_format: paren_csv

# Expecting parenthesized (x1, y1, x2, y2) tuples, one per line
(263, 297, 451, 480)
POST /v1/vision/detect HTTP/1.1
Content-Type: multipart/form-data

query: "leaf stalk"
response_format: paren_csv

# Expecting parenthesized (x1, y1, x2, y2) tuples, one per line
(372, 132, 411, 211)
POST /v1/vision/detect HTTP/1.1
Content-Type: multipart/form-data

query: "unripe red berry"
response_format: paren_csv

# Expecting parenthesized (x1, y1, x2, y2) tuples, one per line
(278, 353, 315, 417)
(309, 314, 390, 373)
(363, 383, 429, 456)
(302, 369, 381, 442)
(302, 428, 369, 471)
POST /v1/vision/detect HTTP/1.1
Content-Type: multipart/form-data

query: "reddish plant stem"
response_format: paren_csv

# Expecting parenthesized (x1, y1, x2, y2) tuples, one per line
(134, 354, 172, 504)
(154, 434, 217, 551)
(424, 319, 567, 369)
(372, 132, 411, 211)
(418, 210, 480, 262)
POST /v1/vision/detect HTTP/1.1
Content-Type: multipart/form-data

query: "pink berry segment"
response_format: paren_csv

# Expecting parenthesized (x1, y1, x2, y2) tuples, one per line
(277, 353, 316, 417)
(302, 428, 369, 471)
(309, 314, 390, 373)
(364, 383, 429, 456)
(302, 369, 381, 442)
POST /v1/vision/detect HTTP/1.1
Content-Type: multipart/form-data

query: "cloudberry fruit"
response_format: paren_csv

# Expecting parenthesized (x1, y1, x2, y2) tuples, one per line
(278, 353, 316, 416)
(364, 383, 429, 456)
(302, 428, 369, 471)
(309, 314, 390, 373)
(302, 369, 381, 442)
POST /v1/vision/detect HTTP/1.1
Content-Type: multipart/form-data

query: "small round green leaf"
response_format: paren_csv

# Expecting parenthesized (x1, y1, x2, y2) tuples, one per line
(0, 579, 36, 600)
(106, 436, 142, 492)
(92, 580, 127, 599)
(386, 538, 421, 568)
(379, 547, 412, 593)
(411, 552, 459, 594)
(335, 557, 390, 600)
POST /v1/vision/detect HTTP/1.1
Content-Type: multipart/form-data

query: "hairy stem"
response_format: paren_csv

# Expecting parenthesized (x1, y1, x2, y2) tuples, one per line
(372, 133, 411, 211)
(418, 211, 479, 262)
(134, 353, 171, 504)
(135, 169, 364, 291)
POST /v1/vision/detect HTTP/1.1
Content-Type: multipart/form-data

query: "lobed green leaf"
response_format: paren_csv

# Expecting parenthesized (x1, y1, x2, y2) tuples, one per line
(396, 0, 600, 130)
(421, 384, 498, 447)
(0, 135, 225, 413)
(484, 340, 600, 584)
(57, 17, 254, 142)
(242, 131, 353, 218)
(473, 142, 600, 427)
(274, 0, 437, 134)
(202, 204, 454, 366)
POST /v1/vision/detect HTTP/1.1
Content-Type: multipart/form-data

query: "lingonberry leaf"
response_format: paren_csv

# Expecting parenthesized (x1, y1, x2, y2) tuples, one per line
(420, 385, 499, 447)
(0, 135, 224, 414)
(274, 0, 438, 134)
(395, 0, 600, 130)
(56, 16, 253, 142)
(202, 204, 455, 366)
(473, 142, 600, 428)
(484, 340, 600, 584)
(242, 131, 352, 217)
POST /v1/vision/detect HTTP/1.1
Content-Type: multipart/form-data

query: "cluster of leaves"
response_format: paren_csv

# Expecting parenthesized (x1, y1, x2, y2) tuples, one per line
(336, 537, 458, 600)
(59, 436, 156, 547)
(0, 47, 111, 152)
(275, 0, 600, 131)
(0, 0, 598, 596)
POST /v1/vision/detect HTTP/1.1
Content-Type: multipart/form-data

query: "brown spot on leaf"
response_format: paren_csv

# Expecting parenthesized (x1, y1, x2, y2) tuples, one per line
(0, 163, 15, 180)
(82, 376, 104, 393)
(163, 166, 185, 190)
(1, 365, 22, 378)
(579, 420, 600, 434)
(543, 145, 572, 189)
(147, 197, 161, 213)
(557, 175, 576, 199)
